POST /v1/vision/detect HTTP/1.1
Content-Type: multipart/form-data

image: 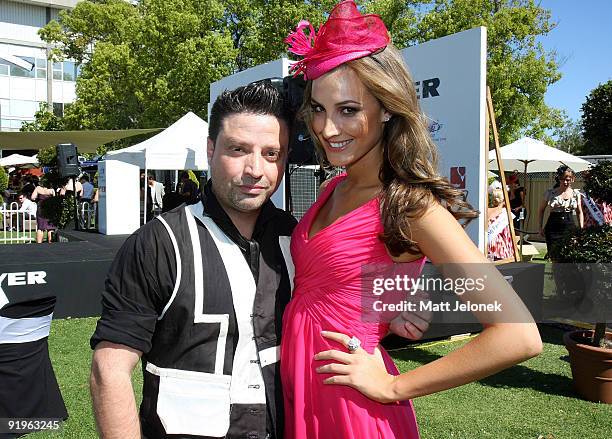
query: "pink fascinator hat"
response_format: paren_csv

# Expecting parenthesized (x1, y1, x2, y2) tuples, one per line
(285, 0, 390, 80)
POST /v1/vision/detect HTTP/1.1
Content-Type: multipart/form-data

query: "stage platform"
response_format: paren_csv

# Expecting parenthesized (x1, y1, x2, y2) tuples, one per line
(0, 231, 129, 319)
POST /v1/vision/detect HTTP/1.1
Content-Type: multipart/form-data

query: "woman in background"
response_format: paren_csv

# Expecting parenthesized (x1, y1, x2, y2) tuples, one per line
(31, 182, 57, 243)
(507, 175, 526, 230)
(538, 165, 584, 257)
(487, 181, 514, 260)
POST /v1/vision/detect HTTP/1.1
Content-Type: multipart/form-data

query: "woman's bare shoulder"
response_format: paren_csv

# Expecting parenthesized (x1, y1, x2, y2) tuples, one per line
(409, 202, 486, 264)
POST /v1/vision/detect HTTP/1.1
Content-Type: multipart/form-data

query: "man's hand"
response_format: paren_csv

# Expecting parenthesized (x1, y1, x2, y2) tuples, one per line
(389, 291, 432, 340)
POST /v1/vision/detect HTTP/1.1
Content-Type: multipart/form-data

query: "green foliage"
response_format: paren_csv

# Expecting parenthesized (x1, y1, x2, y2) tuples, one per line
(40, 194, 76, 229)
(19, 104, 66, 185)
(36, 145, 65, 189)
(0, 166, 8, 204)
(548, 223, 612, 347)
(396, 0, 564, 145)
(583, 160, 612, 203)
(549, 224, 612, 263)
(581, 80, 612, 155)
(553, 118, 585, 155)
(20, 102, 65, 133)
(39, 0, 563, 146)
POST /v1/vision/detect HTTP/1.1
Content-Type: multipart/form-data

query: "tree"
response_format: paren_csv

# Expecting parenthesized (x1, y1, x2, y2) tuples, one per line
(0, 166, 8, 205)
(384, 0, 564, 145)
(40, 0, 238, 131)
(40, 0, 563, 147)
(38, 0, 336, 134)
(581, 80, 612, 155)
(20, 103, 65, 133)
(554, 119, 585, 155)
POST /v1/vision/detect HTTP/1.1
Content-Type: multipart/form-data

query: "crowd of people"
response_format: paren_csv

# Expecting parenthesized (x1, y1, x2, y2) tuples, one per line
(2, 172, 99, 242)
(487, 162, 612, 263)
(143, 170, 203, 222)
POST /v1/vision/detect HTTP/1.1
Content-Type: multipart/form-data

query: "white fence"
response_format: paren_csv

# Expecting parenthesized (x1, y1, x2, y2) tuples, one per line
(80, 201, 97, 230)
(0, 202, 36, 244)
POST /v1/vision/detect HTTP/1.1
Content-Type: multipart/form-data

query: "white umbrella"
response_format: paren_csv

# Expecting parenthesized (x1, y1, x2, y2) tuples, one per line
(489, 137, 592, 176)
(0, 153, 39, 168)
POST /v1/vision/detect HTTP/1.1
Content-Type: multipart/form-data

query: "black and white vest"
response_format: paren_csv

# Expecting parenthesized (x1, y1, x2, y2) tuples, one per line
(0, 272, 67, 423)
(140, 202, 295, 439)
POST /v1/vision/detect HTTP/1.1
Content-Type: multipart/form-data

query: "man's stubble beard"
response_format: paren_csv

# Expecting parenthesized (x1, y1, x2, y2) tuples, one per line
(212, 177, 274, 215)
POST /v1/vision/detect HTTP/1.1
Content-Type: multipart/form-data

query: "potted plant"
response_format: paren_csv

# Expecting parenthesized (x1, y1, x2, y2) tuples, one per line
(549, 161, 612, 403)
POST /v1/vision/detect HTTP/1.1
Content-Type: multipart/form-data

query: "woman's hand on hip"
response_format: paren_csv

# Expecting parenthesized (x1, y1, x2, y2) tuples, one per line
(314, 331, 399, 403)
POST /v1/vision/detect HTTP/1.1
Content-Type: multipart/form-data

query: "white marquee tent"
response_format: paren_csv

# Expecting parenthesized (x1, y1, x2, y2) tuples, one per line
(100, 112, 209, 233)
(105, 112, 208, 170)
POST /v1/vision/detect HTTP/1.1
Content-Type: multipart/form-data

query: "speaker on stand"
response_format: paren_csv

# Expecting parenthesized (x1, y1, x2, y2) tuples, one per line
(56, 143, 81, 231)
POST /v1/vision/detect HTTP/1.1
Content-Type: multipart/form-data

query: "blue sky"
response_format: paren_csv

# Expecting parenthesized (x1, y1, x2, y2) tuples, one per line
(538, 0, 612, 122)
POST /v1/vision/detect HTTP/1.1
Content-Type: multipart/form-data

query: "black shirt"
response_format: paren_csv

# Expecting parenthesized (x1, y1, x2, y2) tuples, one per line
(91, 181, 296, 438)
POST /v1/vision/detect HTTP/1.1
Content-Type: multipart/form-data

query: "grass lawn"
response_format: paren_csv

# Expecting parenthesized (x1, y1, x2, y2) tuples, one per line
(0, 230, 36, 243)
(32, 319, 611, 438)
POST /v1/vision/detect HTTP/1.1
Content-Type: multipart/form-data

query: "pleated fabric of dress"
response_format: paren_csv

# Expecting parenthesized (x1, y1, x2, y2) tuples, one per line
(281, 174, 423, 439)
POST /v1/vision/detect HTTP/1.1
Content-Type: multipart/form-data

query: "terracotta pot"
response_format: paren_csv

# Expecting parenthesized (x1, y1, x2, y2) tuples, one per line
(563, 330, 612, 403)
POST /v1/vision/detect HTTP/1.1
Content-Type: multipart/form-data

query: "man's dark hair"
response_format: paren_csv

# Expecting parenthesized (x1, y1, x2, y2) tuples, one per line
(80, 174, 90, 182)
(208, 81, 292, 143)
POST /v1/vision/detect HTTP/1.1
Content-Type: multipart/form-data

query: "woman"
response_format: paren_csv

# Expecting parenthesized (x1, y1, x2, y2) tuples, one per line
(30, 183, 57, 243)
(507, 175, 526, 229)
(281, 2, 542, 438)
(537, 165, 584, 257)
(487, 181, 515, 261)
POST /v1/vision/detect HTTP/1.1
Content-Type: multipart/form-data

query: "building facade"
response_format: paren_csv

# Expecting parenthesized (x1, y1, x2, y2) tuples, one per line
(0, 0, 78, 132)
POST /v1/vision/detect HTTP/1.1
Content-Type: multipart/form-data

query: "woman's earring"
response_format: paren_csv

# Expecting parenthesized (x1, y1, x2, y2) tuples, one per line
(383, 114, 391, 122)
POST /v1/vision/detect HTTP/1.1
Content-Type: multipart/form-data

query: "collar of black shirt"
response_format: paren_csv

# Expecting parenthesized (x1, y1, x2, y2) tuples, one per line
(200, 180, 280, 246)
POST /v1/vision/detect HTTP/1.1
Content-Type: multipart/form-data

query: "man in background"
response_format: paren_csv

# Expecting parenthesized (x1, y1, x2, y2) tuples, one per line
(80, 175, 95, 203)
(147, 173, 165, 218)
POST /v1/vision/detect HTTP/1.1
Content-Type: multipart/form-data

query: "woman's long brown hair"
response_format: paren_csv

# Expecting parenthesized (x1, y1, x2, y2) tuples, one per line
(301, 44, 479, 256)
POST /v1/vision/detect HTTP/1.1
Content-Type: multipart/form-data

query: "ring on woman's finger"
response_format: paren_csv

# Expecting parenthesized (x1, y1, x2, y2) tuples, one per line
(347, 336, 361, 352)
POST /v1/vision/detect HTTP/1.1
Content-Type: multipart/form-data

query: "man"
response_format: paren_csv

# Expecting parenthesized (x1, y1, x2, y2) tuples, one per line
(90, 82, 296, 439)
(8, 192, 37, 230)
(147, 174, 165, 220)
(177, 170, 199, 204)
(80, 174, 95, 202)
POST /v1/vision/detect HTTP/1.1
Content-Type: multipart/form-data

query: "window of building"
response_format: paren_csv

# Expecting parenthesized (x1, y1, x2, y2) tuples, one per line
(35, 58, 47, 79)
(63, 61, 76, 81)
(10, 119, 24, 129)
(0, 99, 9, 117)
(53, 102, 64, 117)
(0, 59, 9, 76)
(53, 62, 63, 80)
(9, 56, 35, 78)
(0, 119, 26, 130)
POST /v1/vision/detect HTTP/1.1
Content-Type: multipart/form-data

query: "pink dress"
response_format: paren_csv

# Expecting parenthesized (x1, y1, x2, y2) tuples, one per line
(281, 175, 423, 439)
